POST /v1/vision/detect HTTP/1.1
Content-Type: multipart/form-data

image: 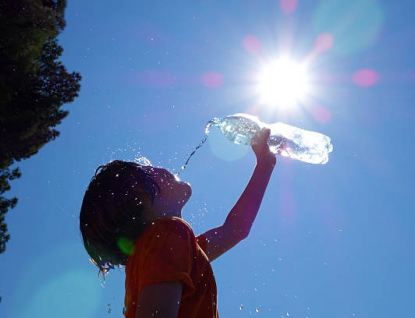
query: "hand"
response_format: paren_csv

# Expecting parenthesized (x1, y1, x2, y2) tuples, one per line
(252, 128, 277, 167)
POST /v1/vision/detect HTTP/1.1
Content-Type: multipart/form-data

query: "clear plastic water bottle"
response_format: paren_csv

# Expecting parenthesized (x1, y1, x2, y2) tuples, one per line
(206, 113, 333, 164)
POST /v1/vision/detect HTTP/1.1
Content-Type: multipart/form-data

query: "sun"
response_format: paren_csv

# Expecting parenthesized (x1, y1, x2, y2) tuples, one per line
(256, 57, 310, 108)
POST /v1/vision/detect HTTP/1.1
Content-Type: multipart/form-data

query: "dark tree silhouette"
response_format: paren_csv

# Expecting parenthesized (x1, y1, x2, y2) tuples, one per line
(0, 0, 81, 253)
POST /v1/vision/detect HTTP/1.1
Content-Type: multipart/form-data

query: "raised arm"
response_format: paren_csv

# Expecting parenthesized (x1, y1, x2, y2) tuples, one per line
(202, 128, 276, 261)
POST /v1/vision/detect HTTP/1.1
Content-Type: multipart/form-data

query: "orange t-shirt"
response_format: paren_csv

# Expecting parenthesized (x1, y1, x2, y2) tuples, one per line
(124, 217, 218, 318)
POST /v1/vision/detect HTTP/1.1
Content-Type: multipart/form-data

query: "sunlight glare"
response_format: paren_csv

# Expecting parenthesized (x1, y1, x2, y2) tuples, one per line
(256, 58, 310, 108)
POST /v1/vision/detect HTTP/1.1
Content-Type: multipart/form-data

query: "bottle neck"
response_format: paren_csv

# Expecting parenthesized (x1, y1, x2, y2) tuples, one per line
(205, 117, 221, 135)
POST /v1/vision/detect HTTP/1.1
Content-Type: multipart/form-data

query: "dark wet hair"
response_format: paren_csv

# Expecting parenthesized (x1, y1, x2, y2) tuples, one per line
(79, 160, 160, 277)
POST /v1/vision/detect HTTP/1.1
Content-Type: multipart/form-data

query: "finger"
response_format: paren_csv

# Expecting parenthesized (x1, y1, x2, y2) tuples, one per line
(262, 128, 271, 140)
(258, 128, 270, 145)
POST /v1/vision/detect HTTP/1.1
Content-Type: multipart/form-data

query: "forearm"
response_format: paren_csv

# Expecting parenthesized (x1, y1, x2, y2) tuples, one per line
(224, 160, 275, 239)
(201, 129, 276, 261)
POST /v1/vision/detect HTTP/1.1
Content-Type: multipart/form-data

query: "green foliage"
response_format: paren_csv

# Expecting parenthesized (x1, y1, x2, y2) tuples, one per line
(0, 0, 81, 254)
(0, 168, 20, 253)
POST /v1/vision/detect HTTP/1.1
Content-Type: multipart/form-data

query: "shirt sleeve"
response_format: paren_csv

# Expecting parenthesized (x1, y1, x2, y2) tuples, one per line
(136, 219, 197, 299)
(196, 234, 207, 253)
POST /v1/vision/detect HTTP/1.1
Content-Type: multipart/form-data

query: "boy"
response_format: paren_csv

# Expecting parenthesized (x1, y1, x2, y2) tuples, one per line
(80, 128, 276, 317)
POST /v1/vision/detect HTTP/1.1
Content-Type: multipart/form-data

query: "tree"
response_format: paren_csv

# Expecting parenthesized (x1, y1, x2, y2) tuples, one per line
(0, 0, 81, 253)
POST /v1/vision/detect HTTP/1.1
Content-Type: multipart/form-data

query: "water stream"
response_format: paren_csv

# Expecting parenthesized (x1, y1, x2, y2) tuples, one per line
(177, 119, 216, 175)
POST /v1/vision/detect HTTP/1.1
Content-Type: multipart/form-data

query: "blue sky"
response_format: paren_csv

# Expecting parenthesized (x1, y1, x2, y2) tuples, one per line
(1, 0, 415, 317)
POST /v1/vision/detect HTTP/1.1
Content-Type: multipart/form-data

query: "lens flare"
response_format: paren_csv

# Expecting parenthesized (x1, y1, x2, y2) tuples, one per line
(314, 33, 334, 53)
(312, 105, 332, 123)
(279, 0, 298, 14)
(117, 237, 135, 255)
(243, 35, 261, 54)
(312, 0, 384, 56)
(353, 69, 379, 87)
(202, 71, 224, 88)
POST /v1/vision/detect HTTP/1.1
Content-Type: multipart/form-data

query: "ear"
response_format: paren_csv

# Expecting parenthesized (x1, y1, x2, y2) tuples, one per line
(129, 187, 154, 209)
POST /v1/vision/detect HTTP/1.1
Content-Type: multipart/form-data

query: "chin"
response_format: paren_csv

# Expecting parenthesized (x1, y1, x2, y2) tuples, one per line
(181, 182, 192, 200)
(178, 192, 191, 206)
(170, 182, 192, 209)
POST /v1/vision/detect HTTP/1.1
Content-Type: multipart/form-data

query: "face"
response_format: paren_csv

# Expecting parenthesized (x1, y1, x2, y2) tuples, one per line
(135, 165, 192, 218)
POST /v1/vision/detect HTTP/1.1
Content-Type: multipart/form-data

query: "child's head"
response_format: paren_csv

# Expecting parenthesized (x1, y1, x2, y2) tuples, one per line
(79, 160, 160, 272)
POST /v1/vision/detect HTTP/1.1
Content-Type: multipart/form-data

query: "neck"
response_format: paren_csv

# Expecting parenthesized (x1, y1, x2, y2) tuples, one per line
(152, 204, 183, 220)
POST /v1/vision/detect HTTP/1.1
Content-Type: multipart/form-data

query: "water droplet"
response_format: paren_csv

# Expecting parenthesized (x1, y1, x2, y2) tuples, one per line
(134, 156, 152, 166)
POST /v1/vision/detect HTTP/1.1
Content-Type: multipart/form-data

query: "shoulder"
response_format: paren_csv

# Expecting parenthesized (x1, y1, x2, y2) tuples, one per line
(129, 217, 197, 262)
(151, 217, 195, 238)
(137, 217, 196, 247)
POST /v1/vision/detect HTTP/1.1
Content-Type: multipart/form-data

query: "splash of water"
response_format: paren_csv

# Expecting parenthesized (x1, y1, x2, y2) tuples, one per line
(134, 156, 152, 166)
